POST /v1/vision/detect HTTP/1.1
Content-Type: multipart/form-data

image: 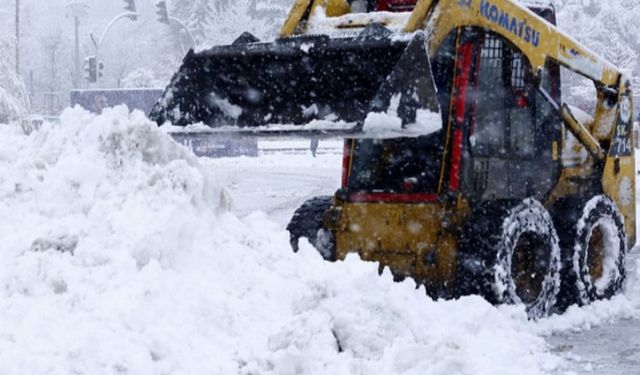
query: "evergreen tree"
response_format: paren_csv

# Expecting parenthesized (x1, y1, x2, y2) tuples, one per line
(602, 35, 637, 73)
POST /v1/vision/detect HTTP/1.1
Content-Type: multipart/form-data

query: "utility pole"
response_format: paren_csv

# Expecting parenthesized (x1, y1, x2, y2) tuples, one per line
(15, 0, 19, 75)
(75, 16, 80, 88)
(50, 46, 55, 115)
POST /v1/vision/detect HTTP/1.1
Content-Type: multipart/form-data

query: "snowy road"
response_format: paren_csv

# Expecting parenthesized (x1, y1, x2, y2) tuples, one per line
(549, 314, 640, 374)
(205, 140, 344, 224)
(212, 142, 640, 375)
(548, 250, 640, 375)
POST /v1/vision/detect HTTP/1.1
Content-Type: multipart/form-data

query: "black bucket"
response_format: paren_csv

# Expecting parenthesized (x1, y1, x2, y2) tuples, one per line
(150, 27, 440, 132)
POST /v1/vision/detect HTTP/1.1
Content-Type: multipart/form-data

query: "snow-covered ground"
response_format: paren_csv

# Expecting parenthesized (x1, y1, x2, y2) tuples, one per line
(0, 106, 639, 374)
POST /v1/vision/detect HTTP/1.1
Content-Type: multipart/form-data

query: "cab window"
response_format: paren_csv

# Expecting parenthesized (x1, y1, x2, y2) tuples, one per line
(347, 31, 456, 195)
(465, 31, 561, 202)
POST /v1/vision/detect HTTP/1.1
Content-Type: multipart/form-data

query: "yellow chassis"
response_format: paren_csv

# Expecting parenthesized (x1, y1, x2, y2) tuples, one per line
(281, 0, 636, 285)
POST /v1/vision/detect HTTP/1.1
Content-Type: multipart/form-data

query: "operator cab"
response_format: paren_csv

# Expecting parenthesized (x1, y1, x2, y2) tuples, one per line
(344, 6, 563, 205)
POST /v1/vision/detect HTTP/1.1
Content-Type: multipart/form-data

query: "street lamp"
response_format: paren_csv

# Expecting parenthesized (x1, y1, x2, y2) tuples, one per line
(88, 0, 139, 86)
(155, 1, 195, 49)
(65, 1, 89, 88)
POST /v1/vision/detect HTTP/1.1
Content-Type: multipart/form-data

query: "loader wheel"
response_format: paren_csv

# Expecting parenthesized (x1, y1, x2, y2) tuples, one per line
(458, 199, 561, 318)
(554, 196, 626, 308)
(286, 196, 336, 261)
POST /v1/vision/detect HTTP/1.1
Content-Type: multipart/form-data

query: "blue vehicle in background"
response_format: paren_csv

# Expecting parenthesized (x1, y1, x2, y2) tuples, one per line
(169, 132, 258, 158)
(70, 88, 164, 116)
(70, 88, 258, 158)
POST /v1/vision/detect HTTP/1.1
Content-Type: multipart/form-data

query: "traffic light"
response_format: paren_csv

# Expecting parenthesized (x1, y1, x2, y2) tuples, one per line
(123, 0, 136, 12)
(156, 1, 169, 24)
(83, 56, 97, 83)
(123, 0, 137, 20)
(98, 61, 104, 80)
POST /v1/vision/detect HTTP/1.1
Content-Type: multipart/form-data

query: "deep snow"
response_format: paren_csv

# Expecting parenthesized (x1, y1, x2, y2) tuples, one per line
(0, 106, 639, 374)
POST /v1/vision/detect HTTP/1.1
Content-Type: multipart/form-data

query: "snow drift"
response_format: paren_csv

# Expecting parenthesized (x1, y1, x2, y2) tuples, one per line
(0, 106, 637, 374)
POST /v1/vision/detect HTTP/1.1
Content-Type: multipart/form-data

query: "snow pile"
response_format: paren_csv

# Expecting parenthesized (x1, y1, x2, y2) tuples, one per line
(363, 111, 403, 133)
(363, 94, 442, 138)
(305, 5, 413, 37)
(537, 253, 640, 334)
(0, 106, 567, 374)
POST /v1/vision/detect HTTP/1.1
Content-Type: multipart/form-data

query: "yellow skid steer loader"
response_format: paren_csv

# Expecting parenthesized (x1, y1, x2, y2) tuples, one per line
(151, 0, 636, 318)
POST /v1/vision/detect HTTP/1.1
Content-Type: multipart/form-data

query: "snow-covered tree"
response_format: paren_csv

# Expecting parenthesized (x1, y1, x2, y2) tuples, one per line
(188, 0, 214, 44)
(552, 1, 640, 107)
(121, 68, 162, 89)
(0, 34, 29, 124)
(204, 0, 289, 46)
(168, 0, 215, 46)
(602, 37, 637, 73)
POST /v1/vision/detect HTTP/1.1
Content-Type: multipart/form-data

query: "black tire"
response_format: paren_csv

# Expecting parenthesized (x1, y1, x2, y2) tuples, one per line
(554, 195, 626, 307)
(458, 199, 561, 318)
(286, 196, 336, 261)
(550, 197, 585, 311)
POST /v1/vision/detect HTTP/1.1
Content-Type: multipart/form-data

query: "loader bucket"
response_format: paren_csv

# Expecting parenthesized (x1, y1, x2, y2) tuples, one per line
(150, 27, 441, 133)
